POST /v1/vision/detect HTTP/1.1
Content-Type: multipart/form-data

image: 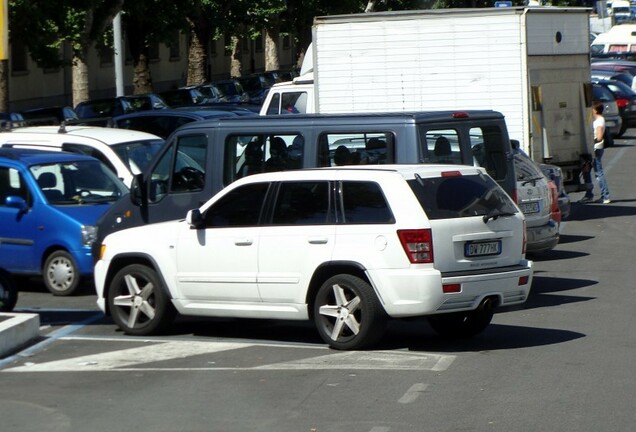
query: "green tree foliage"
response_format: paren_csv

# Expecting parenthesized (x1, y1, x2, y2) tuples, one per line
(10, 0, 123, 68)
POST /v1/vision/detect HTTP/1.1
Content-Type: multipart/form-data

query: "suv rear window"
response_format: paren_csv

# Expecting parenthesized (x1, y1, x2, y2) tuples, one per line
(407, 173, 517, 220)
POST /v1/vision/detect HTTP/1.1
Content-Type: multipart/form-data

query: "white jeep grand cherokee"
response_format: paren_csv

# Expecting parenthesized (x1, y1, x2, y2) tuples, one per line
(94, 164, 533, 350)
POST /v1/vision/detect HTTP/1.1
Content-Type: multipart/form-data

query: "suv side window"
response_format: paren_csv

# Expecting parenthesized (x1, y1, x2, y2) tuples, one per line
(469, 126, 509, 181)
(148, 134, 207, 203)
(271, 181, 331, 225)
(0, 167, 29, 205)
(203, 182, 269, 227)
(317, 133, 394, 167)
(340, 181, 395, 224)
(224, 133, 305, 185)
(423, 129, 463, 165)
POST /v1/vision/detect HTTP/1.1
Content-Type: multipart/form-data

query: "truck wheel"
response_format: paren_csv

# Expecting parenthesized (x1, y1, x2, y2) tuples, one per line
(43, 250, 80, 296)
(0, 271, 18, 312)
(313, 274, 387, 350)
(108, 264, 176, 336)
(428, 309, 494, 338)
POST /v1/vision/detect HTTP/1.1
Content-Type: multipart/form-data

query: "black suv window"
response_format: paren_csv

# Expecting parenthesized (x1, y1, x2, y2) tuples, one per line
(204, 183, 269, 227)
(224, 134, 304, 185)
(340, 181, 394, 224)
(318, 133, 394, 167)
(469, 126, 509, 181)
(408, 173, 517, 220)
(271, 181, 331, 225)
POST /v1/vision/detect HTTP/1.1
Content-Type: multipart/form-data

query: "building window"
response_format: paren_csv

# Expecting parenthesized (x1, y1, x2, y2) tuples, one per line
(168, 32, 180, 60)
(10, 39, 28, 74)
(283, 34, 290, 50)
(255, 34, 263, 53)
(98, 45, 114, 66)
(224, 34, 232, 56)
(149, 42, 159, 62)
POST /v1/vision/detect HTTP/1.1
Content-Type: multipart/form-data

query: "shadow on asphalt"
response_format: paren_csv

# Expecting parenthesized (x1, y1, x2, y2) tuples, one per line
(566, 201, 636, 222)
(15, 277, 95, 297)
(379, 320, 585, 353)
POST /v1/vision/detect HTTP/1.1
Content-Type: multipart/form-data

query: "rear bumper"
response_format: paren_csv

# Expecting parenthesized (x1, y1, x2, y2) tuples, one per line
(526, 220, 559, 253)
(368, 261, 533, 318)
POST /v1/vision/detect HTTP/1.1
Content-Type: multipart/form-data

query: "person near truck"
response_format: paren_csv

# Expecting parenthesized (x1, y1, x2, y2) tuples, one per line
(580, 100, 611, 204)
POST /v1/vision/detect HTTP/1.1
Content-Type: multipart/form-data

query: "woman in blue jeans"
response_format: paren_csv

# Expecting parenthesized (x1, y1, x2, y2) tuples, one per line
(580, 100, 611, 204)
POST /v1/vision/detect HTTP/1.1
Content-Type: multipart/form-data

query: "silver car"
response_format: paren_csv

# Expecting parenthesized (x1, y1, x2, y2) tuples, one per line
(513, 150, 560, 254)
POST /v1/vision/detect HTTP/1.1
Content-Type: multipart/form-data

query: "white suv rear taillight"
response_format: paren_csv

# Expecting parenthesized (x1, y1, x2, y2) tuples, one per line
(397, 229, 433, 263)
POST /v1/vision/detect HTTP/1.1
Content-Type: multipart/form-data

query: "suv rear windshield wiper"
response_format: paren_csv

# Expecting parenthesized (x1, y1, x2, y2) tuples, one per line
(483, 209, 516, 223)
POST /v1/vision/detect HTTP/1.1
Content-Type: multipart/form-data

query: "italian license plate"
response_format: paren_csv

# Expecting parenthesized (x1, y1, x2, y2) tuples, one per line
(519, 201, 540, 214)
(465, 241, 501, 257)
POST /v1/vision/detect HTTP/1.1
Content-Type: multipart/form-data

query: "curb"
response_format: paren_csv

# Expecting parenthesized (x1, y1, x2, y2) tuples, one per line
(0, 313, 41, 358)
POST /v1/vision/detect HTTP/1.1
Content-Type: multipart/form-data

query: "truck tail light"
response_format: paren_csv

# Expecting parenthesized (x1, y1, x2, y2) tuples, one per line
(397, 229, 433, 263)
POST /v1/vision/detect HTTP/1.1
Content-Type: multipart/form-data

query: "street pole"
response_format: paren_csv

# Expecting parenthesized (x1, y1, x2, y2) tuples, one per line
(113, 11, 124, 97)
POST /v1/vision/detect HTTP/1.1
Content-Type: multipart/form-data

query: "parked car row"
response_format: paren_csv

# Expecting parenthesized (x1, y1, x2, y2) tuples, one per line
(0, 70, 297, 131)
(0, 106, 574, 348)
(591, 59, 636, 139)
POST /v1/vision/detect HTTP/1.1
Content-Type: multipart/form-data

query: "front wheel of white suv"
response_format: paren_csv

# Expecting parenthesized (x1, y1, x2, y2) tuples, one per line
(313, 274, 387, 350)
(108, 264, 176, 336)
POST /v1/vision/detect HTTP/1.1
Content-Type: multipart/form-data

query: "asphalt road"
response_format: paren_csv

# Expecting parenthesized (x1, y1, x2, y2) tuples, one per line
(1, 135, 635, 432)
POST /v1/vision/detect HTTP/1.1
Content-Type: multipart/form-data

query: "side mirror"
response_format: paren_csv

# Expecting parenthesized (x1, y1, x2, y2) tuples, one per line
(129, 173, 146, 207)
(186, 208, 203, 229)
(5, 196, 28, 213)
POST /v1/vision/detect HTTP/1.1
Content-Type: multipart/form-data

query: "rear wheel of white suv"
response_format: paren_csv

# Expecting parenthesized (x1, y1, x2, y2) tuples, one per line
(108, 264, 176, 336)
(313, 274, 387, 350)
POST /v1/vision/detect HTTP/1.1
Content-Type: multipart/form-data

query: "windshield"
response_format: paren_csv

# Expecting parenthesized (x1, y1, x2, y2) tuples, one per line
(31, 159, 128, 205)
(111, 139, 165, 174)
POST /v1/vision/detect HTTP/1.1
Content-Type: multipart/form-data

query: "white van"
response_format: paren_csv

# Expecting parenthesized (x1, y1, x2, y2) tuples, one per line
(591, 24, 636, 56)
(0, 125, 164, 187)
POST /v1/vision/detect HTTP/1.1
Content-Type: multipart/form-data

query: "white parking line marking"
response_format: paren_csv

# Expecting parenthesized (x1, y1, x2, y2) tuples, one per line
(3, 340, 456, 373)
(369, 427, 391, 432)
(398, 383, 428, 404)
(256, 350, 455, 371)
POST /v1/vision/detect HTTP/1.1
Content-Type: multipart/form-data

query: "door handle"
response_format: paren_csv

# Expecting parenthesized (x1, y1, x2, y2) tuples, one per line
(234, 239, 253, 246)
(308, 237, 328, 244)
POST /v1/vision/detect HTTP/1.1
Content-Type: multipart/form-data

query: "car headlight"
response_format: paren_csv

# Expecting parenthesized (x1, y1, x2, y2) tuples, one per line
(81, 225, 97, 247)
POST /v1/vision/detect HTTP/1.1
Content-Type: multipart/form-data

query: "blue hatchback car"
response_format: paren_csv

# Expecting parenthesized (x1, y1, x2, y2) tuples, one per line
(0, 148, 128, 296)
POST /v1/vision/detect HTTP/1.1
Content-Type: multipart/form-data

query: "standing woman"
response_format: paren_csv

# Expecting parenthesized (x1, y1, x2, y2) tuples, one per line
(592, 100, 611, 204)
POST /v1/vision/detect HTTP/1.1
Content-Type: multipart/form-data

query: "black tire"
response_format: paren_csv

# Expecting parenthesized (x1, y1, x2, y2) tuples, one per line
(43, 250, 80, 296)
(616, 124, 626, 139)
(108, 264, 176, 336)
(313, 274, 387, 350)
(0, 271, 18, 312)
(428, 308, 494, 339)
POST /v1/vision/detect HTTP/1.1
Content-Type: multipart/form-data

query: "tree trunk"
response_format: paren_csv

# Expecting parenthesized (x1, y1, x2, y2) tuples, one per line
(265, 27, 280, 71)
(133, 54, 153, 94)
(230, 36, 242, 78)
(72, 54, 90, 107)
(186, 17, 210, 85)
(125, 17, 154, 94)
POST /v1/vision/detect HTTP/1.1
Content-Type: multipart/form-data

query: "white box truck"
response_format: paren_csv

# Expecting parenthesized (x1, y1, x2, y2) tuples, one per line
(261, 7, 594, 190)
